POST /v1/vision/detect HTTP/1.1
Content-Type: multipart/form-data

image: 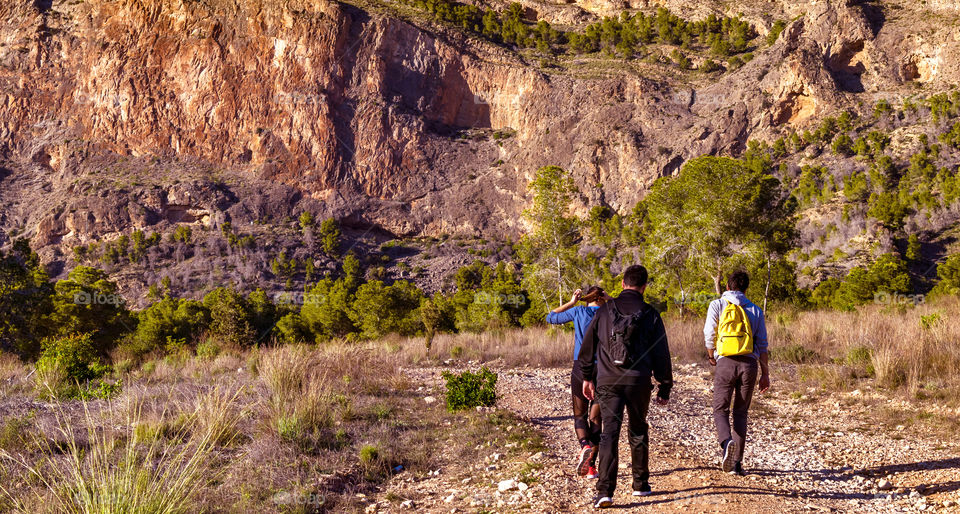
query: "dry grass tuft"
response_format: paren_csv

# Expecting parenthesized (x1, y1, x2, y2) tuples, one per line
(1, 389, 241, 514)
(394, 327, 572, 367)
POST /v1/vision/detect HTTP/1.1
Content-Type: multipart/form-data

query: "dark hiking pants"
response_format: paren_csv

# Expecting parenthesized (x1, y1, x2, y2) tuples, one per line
(571, 362, 601, 450)
(712, 356, 759, 462)
(595, 383, 652, 497)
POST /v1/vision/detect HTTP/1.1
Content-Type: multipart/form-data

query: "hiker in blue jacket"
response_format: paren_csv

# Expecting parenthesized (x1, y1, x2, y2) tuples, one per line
(546, 286, 610, 479)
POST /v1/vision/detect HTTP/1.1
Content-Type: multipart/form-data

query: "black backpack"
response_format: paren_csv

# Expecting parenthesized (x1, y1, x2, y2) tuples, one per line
(606, 300, 650, 368)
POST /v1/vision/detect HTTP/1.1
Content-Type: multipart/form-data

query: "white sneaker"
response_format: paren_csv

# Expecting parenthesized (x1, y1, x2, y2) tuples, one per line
(594, 496, 613, 508)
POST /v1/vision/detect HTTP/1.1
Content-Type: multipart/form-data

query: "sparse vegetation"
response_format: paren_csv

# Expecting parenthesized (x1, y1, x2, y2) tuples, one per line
(401, 1, 756, 64)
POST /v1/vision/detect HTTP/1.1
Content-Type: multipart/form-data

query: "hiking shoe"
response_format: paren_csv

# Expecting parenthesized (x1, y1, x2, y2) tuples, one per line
(593, 495, 613, 508)
(585, 466, 598, 479)
(730, 462, 746, 476)
(632, 482, 652, 496)
(577, 444, 596, 476)
(721, 439, 738, 473)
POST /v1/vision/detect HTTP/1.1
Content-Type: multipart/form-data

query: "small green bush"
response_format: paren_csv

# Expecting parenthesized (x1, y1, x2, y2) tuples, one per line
(196, 340, 222, 360)
(845, 346, 872, 366)
(79, 379, 123, 400)
(919, 312, 942, 330)
(359, 444, 380, 465)
(36, 333, 109, 382)
(442, 367, 497, 411)
(276, 416, 302, 442)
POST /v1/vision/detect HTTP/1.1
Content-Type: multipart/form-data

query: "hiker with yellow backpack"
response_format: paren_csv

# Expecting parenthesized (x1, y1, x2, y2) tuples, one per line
(704, 271, 770, 476)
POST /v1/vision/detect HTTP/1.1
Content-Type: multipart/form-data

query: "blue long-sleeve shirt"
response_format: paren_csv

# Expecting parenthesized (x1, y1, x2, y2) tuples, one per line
(546, 305, 600, 361)
(704, 290, 769, 361)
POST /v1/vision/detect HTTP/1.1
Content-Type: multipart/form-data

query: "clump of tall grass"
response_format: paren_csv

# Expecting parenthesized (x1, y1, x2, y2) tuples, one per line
(0, 388, 242, 513)
(392, 327, 571, 367)
(390, 297, 960, 402)
(259, 345, 336, 444)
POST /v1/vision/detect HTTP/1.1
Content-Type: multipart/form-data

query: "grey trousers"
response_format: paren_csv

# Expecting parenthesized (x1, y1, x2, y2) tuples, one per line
(712, 356, 758, 462)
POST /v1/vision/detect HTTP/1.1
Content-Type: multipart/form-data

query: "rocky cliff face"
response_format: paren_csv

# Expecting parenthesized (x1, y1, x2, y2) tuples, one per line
(1, 0, 959, 259)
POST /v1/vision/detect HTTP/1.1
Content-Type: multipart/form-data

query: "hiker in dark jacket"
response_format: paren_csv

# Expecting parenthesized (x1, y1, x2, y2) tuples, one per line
(578, 265, 673, 508)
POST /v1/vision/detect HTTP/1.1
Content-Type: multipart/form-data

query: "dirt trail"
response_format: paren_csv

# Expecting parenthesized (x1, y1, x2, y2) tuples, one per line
(381, 364, 960, 513)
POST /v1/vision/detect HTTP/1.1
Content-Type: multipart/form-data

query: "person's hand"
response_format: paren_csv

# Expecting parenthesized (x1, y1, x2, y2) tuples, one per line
(758, 374, 771, 393)
(708, 355, 717, 367)
(571, 289, 582, 303)
(655, 397, 669, 406)
(582, 380, 595, 401)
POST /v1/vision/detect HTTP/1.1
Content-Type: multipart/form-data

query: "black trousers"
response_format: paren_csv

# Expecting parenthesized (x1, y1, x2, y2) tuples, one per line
(571, 362, 601, 447)
(595, 382, 652, 496)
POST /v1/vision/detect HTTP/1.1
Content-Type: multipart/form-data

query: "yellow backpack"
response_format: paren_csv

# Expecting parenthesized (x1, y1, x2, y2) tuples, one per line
(716, 301, 754, 357)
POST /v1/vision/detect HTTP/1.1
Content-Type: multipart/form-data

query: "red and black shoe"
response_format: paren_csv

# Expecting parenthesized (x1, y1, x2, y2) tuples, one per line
(576, 444, 596, 476)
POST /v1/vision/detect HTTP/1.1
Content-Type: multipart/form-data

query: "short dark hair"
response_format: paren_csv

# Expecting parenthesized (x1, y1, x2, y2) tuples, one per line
(622, 265, 648, 288)
(727, 271, 749, 292)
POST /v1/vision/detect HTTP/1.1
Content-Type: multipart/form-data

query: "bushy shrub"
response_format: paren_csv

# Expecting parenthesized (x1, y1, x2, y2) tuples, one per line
(203, 288, 255, 345)
(0, 239, 53, 358)
(36, 333, 109, 383)
(772, 344, 819, 364)
(932, 254, 960, 296)
(275, 313, 310, 344)
(319, 218, 341, 257)
(766, 19, 786, 46)
(815, 254, 912, 310)
(350, 280, 424, 339)
(130, 297, 208, 357)
(867, 191, 909, 230)
(906, 234, 921, 261)
(420, 294, 457, 344)
(196, 340, 222, 360)
(51, 266, 132, 351)
(442, 367, 497, 411)
(172, 225, 192, 244)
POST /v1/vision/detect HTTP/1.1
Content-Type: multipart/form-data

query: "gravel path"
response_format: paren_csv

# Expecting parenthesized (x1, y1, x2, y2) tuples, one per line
(378, 363, 960, 513)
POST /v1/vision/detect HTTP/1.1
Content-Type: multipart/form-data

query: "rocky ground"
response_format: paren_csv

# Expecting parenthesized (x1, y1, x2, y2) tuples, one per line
(372, 363, 960, 512)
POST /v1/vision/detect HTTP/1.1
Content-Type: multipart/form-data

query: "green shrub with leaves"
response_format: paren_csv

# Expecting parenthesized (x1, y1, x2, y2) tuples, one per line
(36, 333, 109, 383)
(442, 367, 498, 411)
(867, 191, 909, 230)
(318, 218, 341, 257)
(275, 313, 310, 344)
(203, 287, 255, 345)
(766, 19, 786, 46)
(816, 254, 912, 310)
(906, 234, 921, 261)
(350, 280, 424, 339)
(932, 254, 960, 296)
(130, 296, 208, 357)
(0, 239, 53, 358)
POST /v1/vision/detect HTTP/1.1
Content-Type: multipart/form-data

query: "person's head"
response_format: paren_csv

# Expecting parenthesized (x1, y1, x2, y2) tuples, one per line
(580, 286, 608, 306)
(727, 270, 749, 292)
(621, 265, 648, 292)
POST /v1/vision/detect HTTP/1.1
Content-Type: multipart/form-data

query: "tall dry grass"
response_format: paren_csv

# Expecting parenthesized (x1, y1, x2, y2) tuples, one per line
(391, 327, 572, 367)
(768, 297, 960, 399)
(391, 319, 712, 367)
(389, 298, 960, 401)
(0, 388, 242, 513)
